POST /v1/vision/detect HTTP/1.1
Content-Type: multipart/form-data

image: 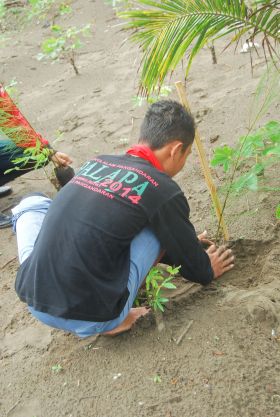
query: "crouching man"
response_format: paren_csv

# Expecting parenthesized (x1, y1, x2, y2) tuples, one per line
(12, 100, 234, 338)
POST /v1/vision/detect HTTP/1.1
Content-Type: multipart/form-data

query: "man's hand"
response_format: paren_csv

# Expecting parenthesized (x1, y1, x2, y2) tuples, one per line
(197, 230, 214, 247)
(51, 151, 73, 167)
(206, 244, 234, 279)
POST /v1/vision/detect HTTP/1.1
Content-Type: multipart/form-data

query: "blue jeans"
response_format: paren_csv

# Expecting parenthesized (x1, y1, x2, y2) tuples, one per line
(12, 195, 161, 338)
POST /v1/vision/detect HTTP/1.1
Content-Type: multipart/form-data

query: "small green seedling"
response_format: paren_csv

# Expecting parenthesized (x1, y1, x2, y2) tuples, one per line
(145, 265, 179, 312)
(37, 24, 92, 75)
(51, 364, 63, 373)
(4, 139, 51, 174)
(27, 0, 72, 24)
(153, 374, 162, 383)
(211, 120, 280, 215)
(132, 85, 172, 107)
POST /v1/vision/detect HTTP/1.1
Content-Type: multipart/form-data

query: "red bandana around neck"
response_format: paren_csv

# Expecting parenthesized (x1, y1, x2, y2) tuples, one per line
(126, 144, 163, 171)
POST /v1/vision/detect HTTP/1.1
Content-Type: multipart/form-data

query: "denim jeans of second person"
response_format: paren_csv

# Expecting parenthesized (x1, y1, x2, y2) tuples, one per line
(12, 195, 161, 338)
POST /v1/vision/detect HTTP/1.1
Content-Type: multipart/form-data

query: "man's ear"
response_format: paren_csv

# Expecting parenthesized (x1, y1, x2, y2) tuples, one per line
(170, 141, 184, 159)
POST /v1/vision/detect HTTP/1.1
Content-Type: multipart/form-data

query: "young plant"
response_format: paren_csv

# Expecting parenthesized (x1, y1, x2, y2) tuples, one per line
(26, 0, 72, 24)
(209, 64, 280, 238)
(153, 374, 162, 383)
(211, 120, 280, 216)
(145, 265, 179, 312)
(4, 139, 51, 174)
(51, 363, 63, 373)
(37, 24, 92, 75)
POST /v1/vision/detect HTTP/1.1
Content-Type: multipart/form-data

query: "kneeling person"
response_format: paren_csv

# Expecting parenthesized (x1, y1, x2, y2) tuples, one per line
(12, 100, 234, 338)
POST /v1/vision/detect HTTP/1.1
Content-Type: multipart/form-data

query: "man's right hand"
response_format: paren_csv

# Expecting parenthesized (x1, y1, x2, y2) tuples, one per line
(206, 245, 234, 279)
(51, 151, 73, 167)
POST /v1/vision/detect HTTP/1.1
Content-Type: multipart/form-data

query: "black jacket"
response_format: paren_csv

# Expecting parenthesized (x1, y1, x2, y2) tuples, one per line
(15, 154, 213, 321)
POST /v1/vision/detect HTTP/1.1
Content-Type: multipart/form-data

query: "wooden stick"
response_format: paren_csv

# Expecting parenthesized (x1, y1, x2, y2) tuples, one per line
(175, 81, 229, 241)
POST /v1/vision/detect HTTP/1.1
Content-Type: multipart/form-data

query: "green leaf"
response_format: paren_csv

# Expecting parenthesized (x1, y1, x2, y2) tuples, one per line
(153, 374, 162, 383)
(4, 167, 20, 174)
(211, 145, 235, 172)
(262, 145, 280, 156)
(59, 4, 72, 15)
(231, 172, 258, 193)
(29, 0, 44, 6)
(262, 120, 280, 143)
(41, 37, 61, 54)
(239, 133, 264, 157)
(81, 23, 92, 36)
(166, 265, 181, 275)
(276, 205, 280, 220)
(251, 162, 265, 175)
(51, 364, 63, 373)
(51, 25, 62, 33)
(72, 39, 82, 50)
(155, 301, 164, 312)
(158, 297, 169, 303)
(162, 282, 176, 289)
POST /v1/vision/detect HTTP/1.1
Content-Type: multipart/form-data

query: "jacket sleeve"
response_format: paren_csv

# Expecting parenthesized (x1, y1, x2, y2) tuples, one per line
(149, 192, 214, 285)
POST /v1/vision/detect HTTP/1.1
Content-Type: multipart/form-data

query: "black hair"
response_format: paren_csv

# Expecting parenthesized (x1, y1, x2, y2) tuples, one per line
(139, 100, 195, 150)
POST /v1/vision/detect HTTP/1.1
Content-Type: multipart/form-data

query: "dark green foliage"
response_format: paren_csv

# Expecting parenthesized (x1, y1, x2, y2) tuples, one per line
(211, 120, 280, 217)
(211, 121, 280, 193)
(145, 265, 179, 312)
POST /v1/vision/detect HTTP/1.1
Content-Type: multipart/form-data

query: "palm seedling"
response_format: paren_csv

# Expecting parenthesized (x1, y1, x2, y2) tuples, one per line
(119, 0, 280, 94)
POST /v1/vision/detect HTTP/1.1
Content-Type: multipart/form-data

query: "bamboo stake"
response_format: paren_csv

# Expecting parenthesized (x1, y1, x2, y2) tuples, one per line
(175, 81, 229, 241)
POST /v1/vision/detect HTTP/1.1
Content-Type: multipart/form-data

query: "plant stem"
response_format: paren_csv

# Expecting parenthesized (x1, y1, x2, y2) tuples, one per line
(215, 67, 279, 240)
(69, 51, 79, 75)
(209, 44, 217, 64)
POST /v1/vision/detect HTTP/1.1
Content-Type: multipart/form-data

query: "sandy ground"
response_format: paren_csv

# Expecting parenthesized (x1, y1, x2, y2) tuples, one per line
(0, 1, 280, 416)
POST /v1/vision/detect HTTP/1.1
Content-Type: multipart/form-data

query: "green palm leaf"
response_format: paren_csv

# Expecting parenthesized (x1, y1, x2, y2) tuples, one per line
(119, 0, 280, 93)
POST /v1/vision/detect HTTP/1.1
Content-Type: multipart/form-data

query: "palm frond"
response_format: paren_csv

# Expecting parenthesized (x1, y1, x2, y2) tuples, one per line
(119, 0, 280, 93)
